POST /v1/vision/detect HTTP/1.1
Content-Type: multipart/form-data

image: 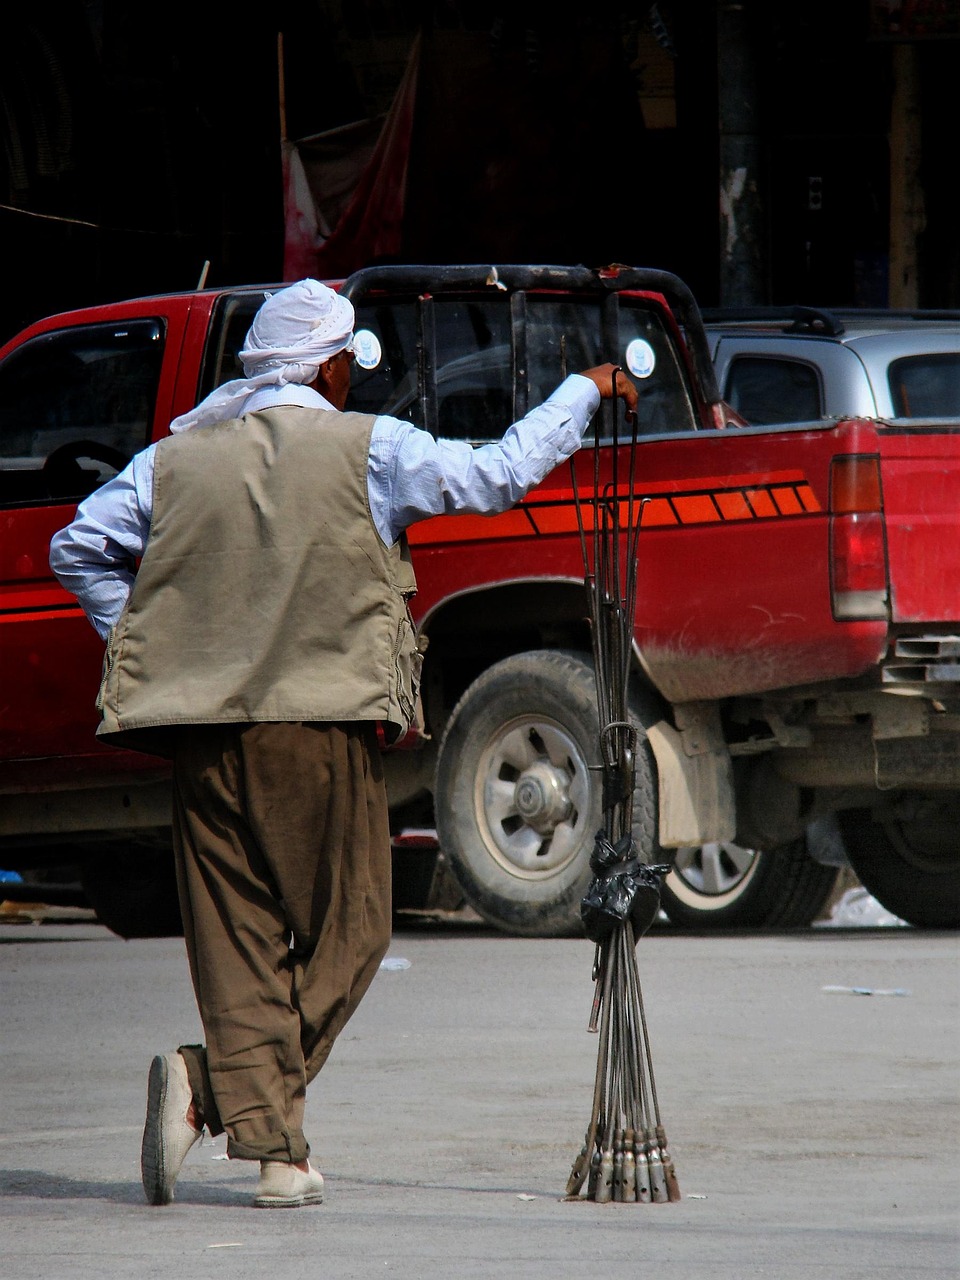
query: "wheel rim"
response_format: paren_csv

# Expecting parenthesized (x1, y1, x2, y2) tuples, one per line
(473, 714, 592, 880)
(669, 841, 759, 900)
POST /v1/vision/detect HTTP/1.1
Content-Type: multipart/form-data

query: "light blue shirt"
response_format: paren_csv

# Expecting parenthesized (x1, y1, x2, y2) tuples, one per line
(50, 375, 600, 639)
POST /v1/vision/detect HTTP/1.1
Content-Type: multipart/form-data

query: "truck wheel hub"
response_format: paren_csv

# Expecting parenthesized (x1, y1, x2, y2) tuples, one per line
(514, 764, 571, 831)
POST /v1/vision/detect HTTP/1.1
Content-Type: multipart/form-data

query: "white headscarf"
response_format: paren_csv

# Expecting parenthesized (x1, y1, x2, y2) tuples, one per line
(169, 278, 355, 433)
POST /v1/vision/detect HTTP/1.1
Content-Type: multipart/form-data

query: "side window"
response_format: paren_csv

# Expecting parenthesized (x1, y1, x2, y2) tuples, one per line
(198, 293, 264, 398)
(725, 356, 822, 424)
(889, 353, 960, 417)
(0, 319, 164, 506)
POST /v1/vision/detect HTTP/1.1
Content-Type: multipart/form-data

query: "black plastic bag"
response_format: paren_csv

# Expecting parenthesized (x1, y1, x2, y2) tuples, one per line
(580, 829, 671, 943)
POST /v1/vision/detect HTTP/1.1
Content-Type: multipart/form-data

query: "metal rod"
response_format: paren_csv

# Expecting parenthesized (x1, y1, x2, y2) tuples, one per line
(567, 370, 678, 1206)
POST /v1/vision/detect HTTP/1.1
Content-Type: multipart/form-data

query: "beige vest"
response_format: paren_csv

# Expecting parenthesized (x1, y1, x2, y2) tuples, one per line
(97, 406, 421, 757)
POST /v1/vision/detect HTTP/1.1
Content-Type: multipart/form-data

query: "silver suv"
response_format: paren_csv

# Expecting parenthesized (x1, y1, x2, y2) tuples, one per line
(658, 307, 960, 930)
(704, 306, 960, 424)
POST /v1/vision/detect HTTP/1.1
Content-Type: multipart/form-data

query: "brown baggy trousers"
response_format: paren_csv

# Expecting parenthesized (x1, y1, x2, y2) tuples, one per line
(170, 721, 391, 1163)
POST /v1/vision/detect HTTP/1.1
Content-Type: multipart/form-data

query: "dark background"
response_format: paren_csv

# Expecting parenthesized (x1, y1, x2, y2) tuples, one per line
(1, 1, 958, 343)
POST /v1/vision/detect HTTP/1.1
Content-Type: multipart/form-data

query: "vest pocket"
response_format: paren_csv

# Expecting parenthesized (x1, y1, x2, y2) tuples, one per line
(393, 610, 426, 736)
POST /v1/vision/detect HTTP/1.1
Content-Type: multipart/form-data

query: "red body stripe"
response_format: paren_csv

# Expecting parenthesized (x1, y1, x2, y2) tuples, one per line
(408, 478, 822, 543)
(714, 491, 753, 520)
(745, 489, 778, 518)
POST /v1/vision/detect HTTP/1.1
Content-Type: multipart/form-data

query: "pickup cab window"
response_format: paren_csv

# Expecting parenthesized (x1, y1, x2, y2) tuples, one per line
(197, 293, 263, 393)
(0, 319, 163, 506)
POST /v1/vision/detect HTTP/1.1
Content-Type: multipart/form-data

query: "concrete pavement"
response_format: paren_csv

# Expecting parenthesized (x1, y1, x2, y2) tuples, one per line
(1, 916, 957, 1279)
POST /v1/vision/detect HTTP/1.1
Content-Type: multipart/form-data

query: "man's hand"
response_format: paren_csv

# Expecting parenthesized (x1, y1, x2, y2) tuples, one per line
(579, 364, 639, 415)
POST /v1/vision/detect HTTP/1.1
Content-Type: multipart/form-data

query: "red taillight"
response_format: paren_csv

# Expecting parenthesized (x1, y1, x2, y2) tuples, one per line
(829, 456, 889, 620)
(830, 456, 883, 513)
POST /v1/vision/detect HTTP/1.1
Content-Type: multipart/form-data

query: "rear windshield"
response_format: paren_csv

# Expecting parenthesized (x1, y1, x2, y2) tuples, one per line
(200, 289, 698, 443)
(526, 297, 697, 438)
(888, 353, 960, 417)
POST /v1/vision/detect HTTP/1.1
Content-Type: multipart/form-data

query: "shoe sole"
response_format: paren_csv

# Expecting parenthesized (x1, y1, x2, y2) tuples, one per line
(141, 1054, 173, 1206)
(252, 1191, 324, 1209)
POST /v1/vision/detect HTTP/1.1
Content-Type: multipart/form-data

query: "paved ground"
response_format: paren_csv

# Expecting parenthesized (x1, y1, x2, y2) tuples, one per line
(1, 914, 957, 1279)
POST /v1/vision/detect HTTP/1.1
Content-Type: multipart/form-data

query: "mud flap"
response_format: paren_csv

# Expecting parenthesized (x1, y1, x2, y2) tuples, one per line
(645, 717, 735, 848)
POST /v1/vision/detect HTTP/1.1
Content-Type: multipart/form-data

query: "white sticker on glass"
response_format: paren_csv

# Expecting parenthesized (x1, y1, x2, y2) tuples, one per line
(625, 338, 656, 380)
(353, 329, 382, 370)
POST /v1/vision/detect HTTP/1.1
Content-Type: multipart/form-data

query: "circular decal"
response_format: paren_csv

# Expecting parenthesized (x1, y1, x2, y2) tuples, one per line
(625, 338, 656, 380)
(353, 329, 382, 370)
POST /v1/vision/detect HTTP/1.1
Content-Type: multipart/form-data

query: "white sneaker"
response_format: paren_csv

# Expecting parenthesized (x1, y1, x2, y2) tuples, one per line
(253, 1161, 325, 1208)
(140, 1052, 203, 1205)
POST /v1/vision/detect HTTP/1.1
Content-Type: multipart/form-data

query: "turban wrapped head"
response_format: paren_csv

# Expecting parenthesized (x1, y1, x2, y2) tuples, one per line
(169, 279, 355, 433)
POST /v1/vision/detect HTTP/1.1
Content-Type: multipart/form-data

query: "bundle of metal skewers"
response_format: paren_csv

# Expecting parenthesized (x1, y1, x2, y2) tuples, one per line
(565, 369, 680, 1205)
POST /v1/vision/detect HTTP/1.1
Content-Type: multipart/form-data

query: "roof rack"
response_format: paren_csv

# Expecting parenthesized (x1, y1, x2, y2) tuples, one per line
(701, 304, 960, 330)
(699, 305, 843, 335)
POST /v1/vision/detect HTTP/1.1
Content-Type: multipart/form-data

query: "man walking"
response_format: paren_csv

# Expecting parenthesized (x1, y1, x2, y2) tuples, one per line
(50, 278, 636, 1209)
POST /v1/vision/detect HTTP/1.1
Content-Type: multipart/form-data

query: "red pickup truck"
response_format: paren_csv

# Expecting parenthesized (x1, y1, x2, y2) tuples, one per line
(1, 265, 958, 934)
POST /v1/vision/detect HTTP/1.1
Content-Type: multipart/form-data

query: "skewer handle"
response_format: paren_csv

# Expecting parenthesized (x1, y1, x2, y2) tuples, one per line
(622, 1128, 638, 1203)
(646, 1137, 669, 1203)
(566, 1143, 591, 1198)
(595, 1147, 614, 1203)
(634, 1137, 652, 1203)
(588, 1146, 601, 1199)
(613, 1130, 625, 1202)
(656, 1125, 682, 1202)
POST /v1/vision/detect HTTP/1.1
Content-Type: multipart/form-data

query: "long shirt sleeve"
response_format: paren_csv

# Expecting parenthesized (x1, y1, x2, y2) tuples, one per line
(368, 374, 600, 545)
(49, 374, 600, 638)
(49, 445, 156, 640)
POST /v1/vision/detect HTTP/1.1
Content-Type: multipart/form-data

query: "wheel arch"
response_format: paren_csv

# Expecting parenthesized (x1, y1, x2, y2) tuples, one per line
(415, 577, 594, 741)
(414, 576, 736, 843)
(416, 573, 681, 738)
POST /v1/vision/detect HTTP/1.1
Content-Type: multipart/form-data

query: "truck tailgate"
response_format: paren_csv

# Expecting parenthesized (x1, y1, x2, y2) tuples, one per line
(880, 424, 960, 622)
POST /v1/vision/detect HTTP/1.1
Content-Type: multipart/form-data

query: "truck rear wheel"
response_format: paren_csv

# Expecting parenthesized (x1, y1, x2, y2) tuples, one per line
(660, 835, 838, 929)
(434, 650, 659, 937)
(838, 800, 960, 929)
